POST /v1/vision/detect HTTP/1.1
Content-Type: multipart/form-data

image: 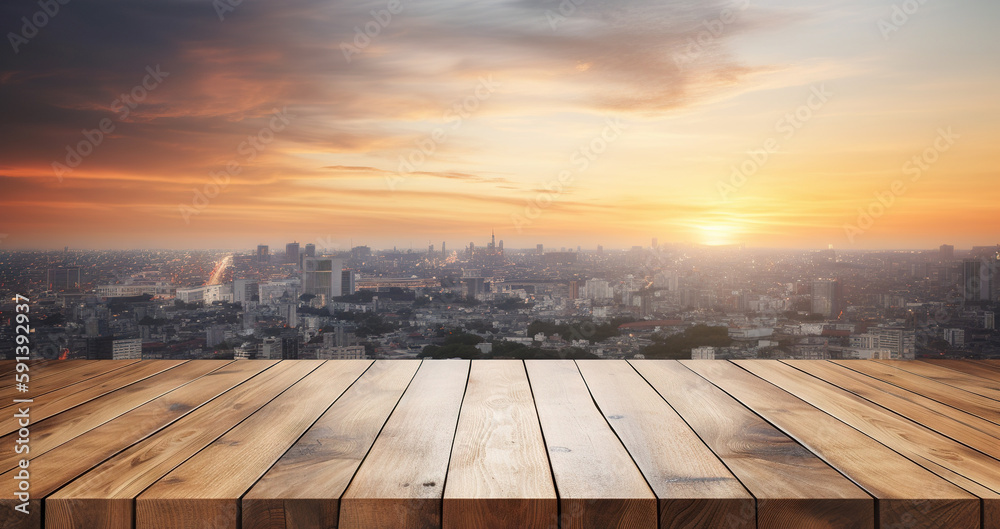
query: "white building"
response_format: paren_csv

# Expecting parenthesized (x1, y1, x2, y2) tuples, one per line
(943, 328, 965, 347)
(585, 279, 612, 301)
(96, 282, 172, 298)
(112, 338, 142, 360)
(317, 346, 367, 360)
(691, 346, 716, 360)
(302, 257, 345, 304)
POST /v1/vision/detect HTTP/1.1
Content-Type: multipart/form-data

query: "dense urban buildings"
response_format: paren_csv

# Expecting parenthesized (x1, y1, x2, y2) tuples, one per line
(2, 238, 998, 361)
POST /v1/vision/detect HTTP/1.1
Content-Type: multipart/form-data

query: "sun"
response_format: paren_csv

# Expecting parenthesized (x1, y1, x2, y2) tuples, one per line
(696, 223, 739, 246)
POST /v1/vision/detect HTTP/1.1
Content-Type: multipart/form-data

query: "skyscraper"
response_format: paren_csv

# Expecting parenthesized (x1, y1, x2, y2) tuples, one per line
(939, 244, 955, 261)
(811, 279, 842, 318)
(256, 245, 269, 263)
(341, 269, 356, 296)
(963, 258, 995, 303)
(286, 242, 300, 264)
(302, 257, 344, 302)
(304, 243, 316, 259)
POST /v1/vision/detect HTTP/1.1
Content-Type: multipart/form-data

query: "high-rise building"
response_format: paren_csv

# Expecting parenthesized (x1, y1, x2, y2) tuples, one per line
(85, 336, 115, 360)
(939, 244, 955, 261)
(302, 257, 344, 303)
(233, 279, 259, 304)
(279, 302, 298, 328)
(585, 278, 612, 300)
(963, 258, 995, 303)
(568, 280, 580, 300)
(280, 330, 299, 359)
(304, 243, 316, 259)
(811, 279, 842, 318)
(942, 328, 965, 347)
(441, 241, 446, 256)
(870, 327, 915, 359)
(46, 267, 81, 291)
(462, 269, 486, 299)
(286, 242, 300, 264)
(341, 269, 356, 296)
(428, 243, 434, 255)
(536, 244, 544, 254)
(256, 245, 269, 264)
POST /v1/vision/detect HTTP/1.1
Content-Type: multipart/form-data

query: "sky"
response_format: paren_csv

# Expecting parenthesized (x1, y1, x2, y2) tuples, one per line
(0, 0, 998, 251)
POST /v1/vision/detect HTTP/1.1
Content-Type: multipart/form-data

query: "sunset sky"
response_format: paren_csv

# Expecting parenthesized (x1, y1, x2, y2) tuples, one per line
(0, 0, 997, 250)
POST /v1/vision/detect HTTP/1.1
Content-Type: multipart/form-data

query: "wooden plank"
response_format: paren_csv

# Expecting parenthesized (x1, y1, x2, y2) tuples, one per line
(683, 360, 979, 529)
(525, 360, 657, 529)
(0, 359, 141, 404)
(790, 360, 1000, 445)
(0, 360, 269, 529)
(339, 360, 470, 529)
(242, 360, 421, 529)
(924, 359, 1000, 382)
(579, 360, 755, 529)
(0, 359, 188, 436)
(441, 360, 557, 529)
(0, 359, 134, 393)
(0, 359, 70, 385)
(43, 360, 313, 529)
(629, 360, 873, 529)
(0, 359, 63, 385)
(876, 359, 1000, 401)
(971, 360, 1000, 374)
(0, 360, 222, 473)
(833, 360, 1000, 426)
(136, 360, 371, 529)
(739, 361, 1000, 512)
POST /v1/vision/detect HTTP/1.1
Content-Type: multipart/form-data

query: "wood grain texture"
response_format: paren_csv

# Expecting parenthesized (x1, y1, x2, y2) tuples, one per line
(42, 360, 313, 529)
(788, 360, 1000, 448)
(739, 361, 1000, 506)
(579, 360, 756, 529)
(9, 359, 1000, 529)
(876, 359, 1000, 401)
(630, 360, 873, 529)
(526, 360, 657, 529)
(442, 360, 556, 529)
(0, 359, 141, 405)
(0, 359, 67, 387)
(0, 359, 188, 436)
(339, 360, 470, 529)
(833, 360, 1000, 426)
(924, 359, 1000, 382)
(0, 360, 221, 473)
(243, 360, 421, 529)
(683, 360, 979, 529)
(0, 361, 267, 529)
(136, 360, 370, 529)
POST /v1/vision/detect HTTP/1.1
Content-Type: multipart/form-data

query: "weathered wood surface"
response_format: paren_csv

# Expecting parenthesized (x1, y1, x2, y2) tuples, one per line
(0, 359, 993, 529)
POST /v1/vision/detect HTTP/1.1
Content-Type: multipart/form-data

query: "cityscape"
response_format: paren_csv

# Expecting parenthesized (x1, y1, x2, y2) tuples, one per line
(2, 238, 997, 361)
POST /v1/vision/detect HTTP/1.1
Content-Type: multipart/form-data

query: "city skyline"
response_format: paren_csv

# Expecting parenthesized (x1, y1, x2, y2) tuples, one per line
(2, 0, 999, 250)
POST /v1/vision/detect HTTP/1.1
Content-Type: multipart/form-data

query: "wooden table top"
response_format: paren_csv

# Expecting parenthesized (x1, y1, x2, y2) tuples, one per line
(2, 358, 999, 529)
